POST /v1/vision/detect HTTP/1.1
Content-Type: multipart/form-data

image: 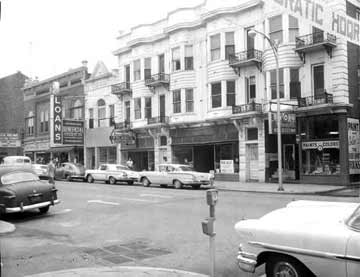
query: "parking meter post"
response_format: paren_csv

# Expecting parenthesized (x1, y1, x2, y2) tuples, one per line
(210, 233, 215, 277)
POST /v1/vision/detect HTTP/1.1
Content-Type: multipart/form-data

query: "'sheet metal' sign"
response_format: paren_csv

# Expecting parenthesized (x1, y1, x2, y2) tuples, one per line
(62, 120, 84, 145)
(53, 96, 62, 144)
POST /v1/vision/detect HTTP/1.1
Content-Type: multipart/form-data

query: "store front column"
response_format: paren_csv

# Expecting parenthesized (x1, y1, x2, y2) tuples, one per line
(94, 147, 99, 168)
(258, 123, 266, 182)
(116, 143, 121, 164)
(339, 114, 350, 185)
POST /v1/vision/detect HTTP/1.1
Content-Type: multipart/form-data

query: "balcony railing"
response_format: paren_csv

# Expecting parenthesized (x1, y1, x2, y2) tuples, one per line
(111, 82, 132, 96)
(297, 91, 333, 107)
(147, 116, 169, 125)
(145, 73, 170, 87)
(232, 102, 263, 114)
(114, 120, 132, 130)
(295, 32, 336, 48)
(229, 49, 263, 65)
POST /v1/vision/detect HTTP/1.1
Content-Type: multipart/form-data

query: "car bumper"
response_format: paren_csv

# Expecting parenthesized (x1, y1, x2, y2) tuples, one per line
(5, 199, 61, 213)
(118, 177, 138, 182)
(70, 174, 85, 179)
(236, 251, 257, 273)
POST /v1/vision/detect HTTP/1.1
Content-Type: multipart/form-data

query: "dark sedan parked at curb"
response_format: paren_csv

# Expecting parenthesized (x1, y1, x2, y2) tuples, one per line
(55, 162, 86, 181)
(0, 167, 60, 214)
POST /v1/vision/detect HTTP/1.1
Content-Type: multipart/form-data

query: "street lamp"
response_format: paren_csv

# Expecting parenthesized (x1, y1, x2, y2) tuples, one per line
(248, 29, 284, 191)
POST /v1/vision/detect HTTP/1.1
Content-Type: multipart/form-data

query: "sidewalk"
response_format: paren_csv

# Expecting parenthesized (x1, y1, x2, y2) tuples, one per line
(213, 180, 354, 195)
(26, 266, 209, 277)
(0, 220, 15, 234)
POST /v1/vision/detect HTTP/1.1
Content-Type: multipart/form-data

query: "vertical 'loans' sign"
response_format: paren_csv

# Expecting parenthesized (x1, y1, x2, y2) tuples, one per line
(53, 96, 62, 143)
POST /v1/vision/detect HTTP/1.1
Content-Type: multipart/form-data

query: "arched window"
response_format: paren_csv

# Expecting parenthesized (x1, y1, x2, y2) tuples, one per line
(70, 99, 83, 120)
(26, 111, 34, 135)
(97, 99, 106, 127)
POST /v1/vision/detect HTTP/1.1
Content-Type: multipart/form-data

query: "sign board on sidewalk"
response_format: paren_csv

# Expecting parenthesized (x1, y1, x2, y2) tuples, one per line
(220, 160, 234, 174)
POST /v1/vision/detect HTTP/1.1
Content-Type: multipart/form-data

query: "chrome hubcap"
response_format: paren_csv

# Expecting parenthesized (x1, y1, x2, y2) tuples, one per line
(274, 262, 298, 277)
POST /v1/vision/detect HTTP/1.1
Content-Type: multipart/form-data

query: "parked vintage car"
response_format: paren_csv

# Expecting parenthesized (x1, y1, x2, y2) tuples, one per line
(235, 200, 360, 277)
(2, 156, 32, 168)
(32, 163, 49, 179)
(139, 164, 214, 189)
(54, 162, 86, 181)
(0, 167, 60, 214)
(85, 164, 139, 185)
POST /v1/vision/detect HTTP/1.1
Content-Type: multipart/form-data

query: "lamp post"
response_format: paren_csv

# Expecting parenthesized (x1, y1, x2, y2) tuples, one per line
(248, 29, 284, 191)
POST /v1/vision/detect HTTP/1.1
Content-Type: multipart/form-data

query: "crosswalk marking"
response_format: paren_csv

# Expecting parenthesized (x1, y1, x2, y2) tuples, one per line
(88, 200, 120, 206)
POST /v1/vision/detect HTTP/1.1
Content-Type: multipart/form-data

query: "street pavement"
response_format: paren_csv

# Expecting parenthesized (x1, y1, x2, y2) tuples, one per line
(0, 180, 359, 277)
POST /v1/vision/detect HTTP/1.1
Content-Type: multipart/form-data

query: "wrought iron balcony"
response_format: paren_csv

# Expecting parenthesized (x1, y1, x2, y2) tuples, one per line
(114, 120, 132, 130)
(297, 91, 333, 108)
(111, 82, 132, 96)
(295, 32, 336, 62)
(147, 116, 169, 125)
(232, 102, 262, 114)
(229, 49, 262, 75)
(145, 73, 170, 89)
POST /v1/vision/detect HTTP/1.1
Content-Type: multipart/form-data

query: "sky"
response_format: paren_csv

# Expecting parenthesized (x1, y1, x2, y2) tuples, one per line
(0, 0, 203, 80)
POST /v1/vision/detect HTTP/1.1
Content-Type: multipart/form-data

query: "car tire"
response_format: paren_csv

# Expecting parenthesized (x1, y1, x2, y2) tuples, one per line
(39, 206, 50, 214)
(127, 181, 134, 185)
(142, 177, 150, 187)
(65, 174, 72, 182)
(87, 175, 94, 183)
(109, 176, 116, 185)
(192, 184, 201, 189)
(266, 255, 311, 277)
(160, 184, 168, 188)
(174, 180, 183, 189)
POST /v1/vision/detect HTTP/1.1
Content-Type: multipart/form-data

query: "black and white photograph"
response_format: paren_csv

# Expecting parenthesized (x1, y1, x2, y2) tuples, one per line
(0, 0, 360, 276)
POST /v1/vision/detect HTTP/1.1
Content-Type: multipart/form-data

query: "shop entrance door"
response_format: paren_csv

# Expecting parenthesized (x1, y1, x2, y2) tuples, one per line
(194, 145, 214, 173)
(283, 144, 295, 180)
(246, 143, 258, 181)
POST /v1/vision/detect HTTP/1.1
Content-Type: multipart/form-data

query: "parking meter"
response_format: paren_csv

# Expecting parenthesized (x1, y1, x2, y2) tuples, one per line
(206, 189, 218, 206)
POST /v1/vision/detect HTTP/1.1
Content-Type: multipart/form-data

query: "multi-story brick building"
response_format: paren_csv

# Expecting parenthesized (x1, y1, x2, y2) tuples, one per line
(23, 62, 89, 164)
(84, 61, 121, 169)
(108, 0, 360, 185)
(0, 71, 28, 161)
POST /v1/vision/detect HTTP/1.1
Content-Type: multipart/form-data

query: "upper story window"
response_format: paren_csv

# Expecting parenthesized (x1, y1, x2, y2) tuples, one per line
(185, 88, 194, 113)
(70, 99, 83, 120)
(88, 108, 94, 129)
(211, 82, 222, 108)
(184, 45, 193, 70)
(26, 111, 34, 136)
(97, 99, 106, 127)
(144, 57, 152, 80)
(210, 34, 221, 61)
(172, 47, 181, 71)
(173, 90, 181, 113)
(145, 97, 152, 119)
(313, 64, 324, 96)
(44, 110, 49, 132)
(125, 101, 131, 122)
(40, 111, 44, 133)
(269, 15, 283, 44)
(225, 32, 235, 60)
(356, 8, 360, 20)
(134, 98, 141, 119)
(247, 76, 256, 102)
(290, 68, 301, 99)
(226, 80, 235, 107)
(270, 69, 284, 99)
(109, 104, 115, 127)
(39, 109, 48, 133)
(288, 15, 299, 43)
(133, 59, 141, 81)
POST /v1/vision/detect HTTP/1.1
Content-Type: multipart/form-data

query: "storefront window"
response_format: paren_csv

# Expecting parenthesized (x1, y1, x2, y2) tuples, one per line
(173, 146, 193, 166)
(215, 143, 239, 173)
(302, 148, 340, 175)
(99, 147, 116, 164)
(299, 115, 339, 139)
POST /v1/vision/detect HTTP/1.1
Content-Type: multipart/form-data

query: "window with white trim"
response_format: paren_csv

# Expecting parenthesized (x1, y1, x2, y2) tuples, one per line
(288, 15, 299, 43)
(26, 111, 34, 136)
(133, 59, 141, 81)
(210, 34, 221, 61)
(185, 88, 194, 112)
(211, 82, 222, 108)
(225, 32, 235, 60)
(173, 90, 181, 113)
(145, 97, 152, 119)
(172, 47, 181, 71)
(226, 80, 235, 106)
(97, 99, 106, 127)
(269, 15, 283, 43)
(184, 45, 193, 70)
(270, 69, 284, 99)
(144, 57, 151, 80)
(134, 98, 141, 119)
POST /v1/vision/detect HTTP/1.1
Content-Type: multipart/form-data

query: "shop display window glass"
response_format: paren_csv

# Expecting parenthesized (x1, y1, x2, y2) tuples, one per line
(173, 146, 193, 166)
(300, 115, 339, 140)
(215, 143, 239, 173)
(302, 148, 340, 175)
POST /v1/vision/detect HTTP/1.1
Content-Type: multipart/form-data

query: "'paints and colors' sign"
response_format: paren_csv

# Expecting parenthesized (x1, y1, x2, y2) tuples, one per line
(348, 118, 360, 174)
(53, 96, 62, 144)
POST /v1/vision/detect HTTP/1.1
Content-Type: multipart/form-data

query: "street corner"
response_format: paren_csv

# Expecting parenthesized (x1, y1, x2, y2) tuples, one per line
(25, 266, 210, 277)
(0, 220, 16, 234)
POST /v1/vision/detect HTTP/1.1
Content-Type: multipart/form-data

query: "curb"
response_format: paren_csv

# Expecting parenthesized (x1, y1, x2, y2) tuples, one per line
(25, 266, 209, 277)
(0, 221, 16, 234)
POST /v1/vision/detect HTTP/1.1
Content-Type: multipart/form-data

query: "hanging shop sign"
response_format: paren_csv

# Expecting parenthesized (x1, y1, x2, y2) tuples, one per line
(271, 112, 296, 134)
(220, 160, 234, 174)
(0, 133, 21, 148)
(53, 96, 62, 144)
(62, 120, 84, 145)
(348, 118, 360, 174)
(302, 140, 339, 151)
(109, 129, 136, 145)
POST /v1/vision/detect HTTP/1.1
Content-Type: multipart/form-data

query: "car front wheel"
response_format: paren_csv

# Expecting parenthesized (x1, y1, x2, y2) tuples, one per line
(39, 206, 50, 214)
(127, 180, 134, 185)
(174, 180, 183, 189)
(87, 175, 94, 183)
(109, 176, 116, 185)
(266, 255, 311, 277)
(142, 177, 150, 187)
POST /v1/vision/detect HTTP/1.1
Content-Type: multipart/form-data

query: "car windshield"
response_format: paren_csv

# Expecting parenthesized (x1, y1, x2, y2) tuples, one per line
(346, 205, 360, 231)
(1, 171, 40, 185)
(116, 165, 129, 171)
(177, 166, 194, 171)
